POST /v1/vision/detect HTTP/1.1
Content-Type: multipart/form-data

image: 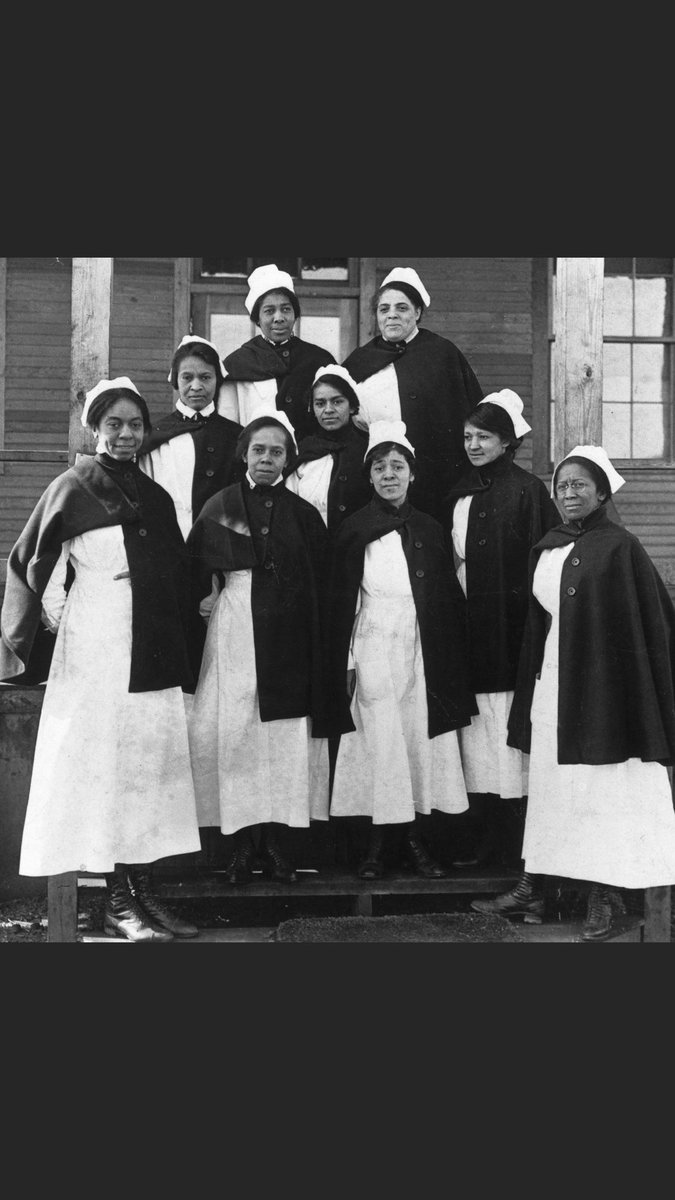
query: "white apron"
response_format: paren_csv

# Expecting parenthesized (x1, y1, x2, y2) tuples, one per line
(522, 544, 675, 888)
(19, 526, 201, 876)
(330, 532, 469, 824)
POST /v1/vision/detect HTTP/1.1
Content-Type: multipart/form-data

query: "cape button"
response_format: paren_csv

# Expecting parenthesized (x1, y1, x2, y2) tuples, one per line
(260, 526, 269, 535)
(566, 586, 576, 596)
(338, 504, 346, 512)
(139, 528, 147, 537)
(207, 446, 215, 453)
(264, 561, 274, 570)
(206, 469, 214, 477)
(571, 557, 580, 566)
(414, 541, 423, 548)
(264, 499, 274, 508)
(339, 474, 347, 482)
(415, 569, 425, 578)
(478, 538, 487, 546)
(478, 511, 487, 518)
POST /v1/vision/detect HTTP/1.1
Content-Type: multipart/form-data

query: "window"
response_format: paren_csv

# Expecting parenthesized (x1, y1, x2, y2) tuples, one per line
(550, 258, 675, 465)
(196, 257, 351, 282)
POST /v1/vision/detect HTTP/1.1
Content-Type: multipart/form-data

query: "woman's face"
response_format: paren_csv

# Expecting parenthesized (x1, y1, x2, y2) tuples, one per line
(245, 425, 289, 485)
(94, 398, 145, 461)
(312, 382, 353, 432)
(258, 290, 297, 343)
(376, 288, 421, 343)
(464, 422, 509, 467)
(370, 449, 414, 508)
(554, 462, 606, 522)
(177, 354, 218, 411)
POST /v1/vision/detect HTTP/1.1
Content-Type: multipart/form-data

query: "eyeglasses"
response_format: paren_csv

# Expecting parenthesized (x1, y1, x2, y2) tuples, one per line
(555, 479, 590, 495)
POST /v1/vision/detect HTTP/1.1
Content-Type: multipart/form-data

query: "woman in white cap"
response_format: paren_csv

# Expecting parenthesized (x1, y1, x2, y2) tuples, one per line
(186, 410, 330, 885)
(342, 266, 484, 522)
(321, 419, 477, 880)
(443, 391, 559, 870)
(139, 335, 244, 540)
(0, 379, 203, 942)
(473, 445, 675, 940)
(285, 365, 371, 533)
(219, 264, 336, 442)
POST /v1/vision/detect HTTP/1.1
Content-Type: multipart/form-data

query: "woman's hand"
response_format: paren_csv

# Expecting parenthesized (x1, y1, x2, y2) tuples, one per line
(347, 669, 356, 700)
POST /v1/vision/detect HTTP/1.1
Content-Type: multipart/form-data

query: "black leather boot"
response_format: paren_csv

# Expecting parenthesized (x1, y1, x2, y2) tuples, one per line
(581, 884, 613, 941)
(400, 820, 448, 878)
(357, 823, 387, 879)
(223, 827, 256, 885)
(103, 867, 174, 942)
(470, 870, 545, 923)
(128, 865, 199, 939)
(259, 823, 297, 883)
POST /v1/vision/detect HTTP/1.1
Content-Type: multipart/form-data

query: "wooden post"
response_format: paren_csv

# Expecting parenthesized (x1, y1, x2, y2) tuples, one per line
(47, 872, 78, 943)
(69, 258, 114, 466)
(173, 258, 192, 351)
(552, 258, 605, 460)
(643, 887, 671, 943)
(359, 258, 377, 345)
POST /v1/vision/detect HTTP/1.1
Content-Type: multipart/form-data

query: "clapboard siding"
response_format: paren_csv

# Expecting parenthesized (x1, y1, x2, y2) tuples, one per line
(1, 257, 177, 565)
(4, 257, 72, 453)
(109, 259, 176, 421)
(375, 257, 535, 473)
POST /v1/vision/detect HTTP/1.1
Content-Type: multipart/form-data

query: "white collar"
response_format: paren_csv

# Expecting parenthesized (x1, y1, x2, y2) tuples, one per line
(175, 399, 216, 419)
(246, 470, 283, 488)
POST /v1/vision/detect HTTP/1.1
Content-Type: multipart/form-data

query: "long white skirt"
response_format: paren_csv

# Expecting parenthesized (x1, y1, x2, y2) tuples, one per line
(522, 545, 675, 888)
(188, 569, 329, 834)
(19, 527, 201, 876)
(331, 534, 469, 825)
(459, 691, 529, 798)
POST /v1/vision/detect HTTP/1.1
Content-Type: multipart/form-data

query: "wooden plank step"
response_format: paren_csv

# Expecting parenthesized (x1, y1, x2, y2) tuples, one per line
(150, 866, 519, 901)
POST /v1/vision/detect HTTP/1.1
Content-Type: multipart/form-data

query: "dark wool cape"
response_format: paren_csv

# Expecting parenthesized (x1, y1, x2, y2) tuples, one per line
(288, 422, 371, 533)
(223, 335, 335, 442)
(186, 481, 329, 724)
(141, 408, 245, 517)
(318, 496, 478, 740)
(444, 455, 560, 692)
(0, 454, 200, 692)
(507, 505, 675, 765)
(343, 328, 484, 520)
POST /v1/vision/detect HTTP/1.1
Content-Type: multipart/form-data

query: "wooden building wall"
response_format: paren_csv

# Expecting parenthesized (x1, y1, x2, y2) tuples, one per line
(2, 256, 675, 601)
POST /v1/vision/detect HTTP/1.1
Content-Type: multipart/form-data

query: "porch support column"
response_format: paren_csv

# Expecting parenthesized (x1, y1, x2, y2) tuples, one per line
(69, 258, 114, 466)
(552, 257, 605, 461)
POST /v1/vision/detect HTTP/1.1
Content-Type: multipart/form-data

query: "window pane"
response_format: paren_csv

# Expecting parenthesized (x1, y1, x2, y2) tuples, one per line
(604, 274, 633, 336)
(632, 404, 667, 457)
(633, 343, 668, 403)
(636, 258, 672, 275)
(209, 313, 254, 359)
(603, 401, 631, 458)
(635, 276, 670, 337)
(201, 257, 248, 276)
(605, 258, 633, 275)
(301, 258, 349, 281)
(603, 343, 631, 403)
(297, 315, 342, 360)
(250, 257, 298, 277)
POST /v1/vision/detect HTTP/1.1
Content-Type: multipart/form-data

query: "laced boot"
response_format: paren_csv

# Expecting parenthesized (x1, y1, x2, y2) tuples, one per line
(581, 884, 613, 942)
(103, 868, 174, 943)
(400, 820, 448, 878)
(471, 870, 545, 923)
(128, 865, 199, 939)
(357, 823, 387, 879)
(259, 823, 297, 883)
(223, 827, 256, 885)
